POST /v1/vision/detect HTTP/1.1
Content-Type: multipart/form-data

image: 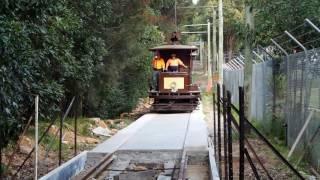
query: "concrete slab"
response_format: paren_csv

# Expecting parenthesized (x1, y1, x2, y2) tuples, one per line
(93, 110, 208, 152)
(92, 114, 155, 153)
(185, 109, 208, 151)
(119, 113, 190, 150)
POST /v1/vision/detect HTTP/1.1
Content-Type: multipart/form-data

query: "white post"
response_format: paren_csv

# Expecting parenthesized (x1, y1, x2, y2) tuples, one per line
(207, 19, 211, 77)
(35, 95, 39, 180)
(200, 38, 203, 66)
(212, 8, 217, 73)
(218, 0, 224, 84)
(288, 110, 314, 159)
(175, 0, 177, 31)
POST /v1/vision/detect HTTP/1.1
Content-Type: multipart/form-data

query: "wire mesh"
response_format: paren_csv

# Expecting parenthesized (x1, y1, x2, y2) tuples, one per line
(286, 48, 320, 169)
(223, 48, 320, 171)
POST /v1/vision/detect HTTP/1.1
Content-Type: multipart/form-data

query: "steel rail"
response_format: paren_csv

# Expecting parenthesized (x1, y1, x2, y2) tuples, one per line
(178, 151, 188, 180)
(178, 113, 192, 180)
(84, 167, 181, 172)
(75, 153, 114, 180)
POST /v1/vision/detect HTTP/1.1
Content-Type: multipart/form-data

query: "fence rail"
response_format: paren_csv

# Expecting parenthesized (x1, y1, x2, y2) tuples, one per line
(213, 83, 305, 180)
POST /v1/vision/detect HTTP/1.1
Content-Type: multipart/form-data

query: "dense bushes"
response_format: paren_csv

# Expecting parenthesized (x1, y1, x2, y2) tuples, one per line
(0, 0, 165, 149)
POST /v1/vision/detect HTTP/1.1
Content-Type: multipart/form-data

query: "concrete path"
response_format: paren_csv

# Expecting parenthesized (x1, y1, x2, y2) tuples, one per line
(40, 109, 220, 180)
(92, 110, 208, 152)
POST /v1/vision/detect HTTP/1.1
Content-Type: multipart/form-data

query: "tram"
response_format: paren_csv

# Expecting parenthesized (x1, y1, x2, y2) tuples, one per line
(149, 43, 201, 112)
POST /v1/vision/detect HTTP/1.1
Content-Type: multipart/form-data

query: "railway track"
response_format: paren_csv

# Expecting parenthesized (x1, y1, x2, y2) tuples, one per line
(72, 114, 193, 180)
(41, 112, 213, 180)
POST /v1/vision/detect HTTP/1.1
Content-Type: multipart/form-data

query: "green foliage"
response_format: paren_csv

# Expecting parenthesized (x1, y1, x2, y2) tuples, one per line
(0, 0, 165, 149)
(86, 22, 164, 118)
(251, 0, 320, 45)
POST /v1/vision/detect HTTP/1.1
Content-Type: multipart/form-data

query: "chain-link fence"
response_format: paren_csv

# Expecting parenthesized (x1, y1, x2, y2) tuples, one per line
(223, 18, 320, 171)
(286, 48, 320, 168)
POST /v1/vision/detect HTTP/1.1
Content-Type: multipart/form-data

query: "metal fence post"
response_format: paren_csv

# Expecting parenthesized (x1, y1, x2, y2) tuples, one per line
(227, 91, 233, 180)
(270, 38, 290, 146)
(239, 87, 245, 180)
(35, 95, 39, 180)
(222, 84, 228, 179)
(74, 97, 78, 157)
(217, 84, 222, 178)
(213, 92, 217, 155)
(59, 97, 75, 165)
(59, 107, 63, 166)
(0, 147, 2, 178)
(305, 18, 320, 33)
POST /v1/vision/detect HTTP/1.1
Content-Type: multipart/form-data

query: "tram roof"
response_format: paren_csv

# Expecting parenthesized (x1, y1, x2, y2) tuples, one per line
(149, 44, 198, 51)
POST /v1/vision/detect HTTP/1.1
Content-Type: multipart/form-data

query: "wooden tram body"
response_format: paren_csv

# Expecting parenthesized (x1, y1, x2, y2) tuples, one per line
(149, 44, 201, 112)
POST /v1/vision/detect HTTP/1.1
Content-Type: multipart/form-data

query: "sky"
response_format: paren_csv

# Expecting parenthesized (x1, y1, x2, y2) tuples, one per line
(192, 0, 200, 5)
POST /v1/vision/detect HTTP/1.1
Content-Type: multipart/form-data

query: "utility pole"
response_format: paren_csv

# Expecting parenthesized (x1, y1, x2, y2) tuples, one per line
(207, 19, 212, 77)
(175, 0, 177, 31)
(244, 4, 254, 119)
(207, 19, 212, 91)
(218, 0, 224, 84)
(200, 37, 203, 67)
(212, 8, 217, 73)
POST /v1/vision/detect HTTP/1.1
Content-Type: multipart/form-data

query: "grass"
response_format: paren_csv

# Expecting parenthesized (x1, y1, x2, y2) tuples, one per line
(21, 117, 97, 159)
(64, 117, 94, 137)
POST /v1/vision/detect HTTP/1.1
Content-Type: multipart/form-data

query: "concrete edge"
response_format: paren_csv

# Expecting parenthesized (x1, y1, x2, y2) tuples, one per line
(208, 139, 220, 180)
(39, 151, 88, 180)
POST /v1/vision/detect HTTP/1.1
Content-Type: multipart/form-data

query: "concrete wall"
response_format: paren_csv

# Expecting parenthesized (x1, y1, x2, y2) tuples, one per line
(39, 151, 88, 180)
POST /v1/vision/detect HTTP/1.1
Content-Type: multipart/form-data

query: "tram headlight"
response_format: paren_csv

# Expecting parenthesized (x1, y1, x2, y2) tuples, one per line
(170, 82, 177, 92)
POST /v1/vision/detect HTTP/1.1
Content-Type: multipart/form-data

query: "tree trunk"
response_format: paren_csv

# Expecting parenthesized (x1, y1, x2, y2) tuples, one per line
(226, 33, 235, 62)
